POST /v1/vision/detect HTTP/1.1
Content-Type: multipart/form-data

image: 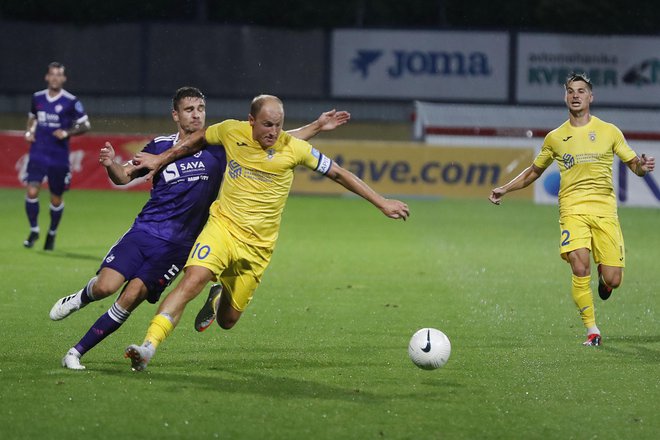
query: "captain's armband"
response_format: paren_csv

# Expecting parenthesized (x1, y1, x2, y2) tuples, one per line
(315, 154, 332, 175)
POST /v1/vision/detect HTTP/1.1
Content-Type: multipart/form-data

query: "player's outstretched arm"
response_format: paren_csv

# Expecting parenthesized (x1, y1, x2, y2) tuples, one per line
(99, 141, 144, 185)
(288, 109, 351, 141)
(627, 153, 655, 176)
(133, 129, 208, 181)
(489, 164, 545, 205)
(325, 162, 409, 220)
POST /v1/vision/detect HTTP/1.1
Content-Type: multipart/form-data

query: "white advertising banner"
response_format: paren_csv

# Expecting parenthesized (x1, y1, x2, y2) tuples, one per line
(517, 33, 660, 105)
(534, 141, 660, 208)
(331, 29, 509, 100)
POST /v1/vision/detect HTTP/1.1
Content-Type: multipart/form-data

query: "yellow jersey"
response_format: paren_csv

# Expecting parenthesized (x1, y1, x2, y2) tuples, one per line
(205, 120, 332, 248)
(534, 116, 637, 217)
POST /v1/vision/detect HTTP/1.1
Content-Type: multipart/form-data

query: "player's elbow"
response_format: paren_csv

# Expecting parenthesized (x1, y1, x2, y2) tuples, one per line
(109, 173, 132, 186)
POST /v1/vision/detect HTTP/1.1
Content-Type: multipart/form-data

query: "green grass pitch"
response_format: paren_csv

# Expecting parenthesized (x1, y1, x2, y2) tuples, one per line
(0, 187, 658, 439)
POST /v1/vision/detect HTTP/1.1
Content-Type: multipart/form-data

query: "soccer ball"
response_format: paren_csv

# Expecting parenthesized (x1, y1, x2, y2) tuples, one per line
(408, 328, 451, 370)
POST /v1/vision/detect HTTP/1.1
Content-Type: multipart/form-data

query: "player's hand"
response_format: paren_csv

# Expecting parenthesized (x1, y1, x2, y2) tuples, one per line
(381, 199, 410, 221)
(53, 129, 69, 140)
(99, 142, 116, 167)
(640, 154, 655, 173)
(489, 187, 506, 205)
(132, 151, 164, 181)
(317, 109, 351, 132)
(24, 131, 35, 143)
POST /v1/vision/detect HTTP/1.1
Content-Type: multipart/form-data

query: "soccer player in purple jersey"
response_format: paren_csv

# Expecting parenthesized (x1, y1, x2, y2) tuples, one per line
(23, 62, 91, 251)
(48, 86, 351, 370)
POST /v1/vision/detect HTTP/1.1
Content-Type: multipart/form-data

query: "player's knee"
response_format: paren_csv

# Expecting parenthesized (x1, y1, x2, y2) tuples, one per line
(606, 273, 622, 289)
(217, 308, 241, 330)
(92, 279, 118, 299)
(572, 266, 590, 277)
(601, 266, 623, 289)
(217, 317, 237, 330)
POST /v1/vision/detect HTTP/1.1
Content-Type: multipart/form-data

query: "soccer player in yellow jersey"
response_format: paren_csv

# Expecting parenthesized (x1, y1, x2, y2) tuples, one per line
(489, 73, 655, 347)
(124, 95, 410, 370)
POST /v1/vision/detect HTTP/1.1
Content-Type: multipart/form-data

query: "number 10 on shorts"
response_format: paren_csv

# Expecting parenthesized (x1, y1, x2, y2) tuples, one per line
(191, 243, 211, 260)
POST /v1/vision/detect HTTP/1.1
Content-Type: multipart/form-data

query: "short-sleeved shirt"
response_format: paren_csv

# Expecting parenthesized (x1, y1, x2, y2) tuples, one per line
(28, 89, 89, 167)
(533, 116, 637, 217)
(204, 119, 332, 248)
(130, 133, 227, 247)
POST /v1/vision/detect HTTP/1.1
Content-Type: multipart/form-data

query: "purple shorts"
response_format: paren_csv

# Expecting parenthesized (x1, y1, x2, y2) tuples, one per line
(99, 228, 191, 303)
(25, 160, 71, 196)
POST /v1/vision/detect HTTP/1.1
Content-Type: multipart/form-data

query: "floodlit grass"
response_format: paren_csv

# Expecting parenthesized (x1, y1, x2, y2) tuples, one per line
(0, 187, 658, 439)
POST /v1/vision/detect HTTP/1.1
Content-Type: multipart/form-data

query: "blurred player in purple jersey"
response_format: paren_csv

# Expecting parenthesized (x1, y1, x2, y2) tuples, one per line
(23, 62, 91, 251)
(48, 86, 351, 370)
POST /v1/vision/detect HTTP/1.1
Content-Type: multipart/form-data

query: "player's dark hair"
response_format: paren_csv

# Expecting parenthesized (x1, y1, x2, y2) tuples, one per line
(47, 61, 65, 72)
(172, 86, 205, 111)
(565, 72, 592, 91)
(250, 94, 283, 118)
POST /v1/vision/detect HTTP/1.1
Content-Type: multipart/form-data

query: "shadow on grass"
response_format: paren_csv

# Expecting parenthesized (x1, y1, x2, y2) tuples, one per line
(38, 250, 100, 262)
(89, 358, 463, 403)
(599, 335, 660, 363)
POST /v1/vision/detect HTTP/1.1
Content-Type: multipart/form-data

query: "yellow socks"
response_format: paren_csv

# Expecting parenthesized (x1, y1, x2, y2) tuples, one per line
(571, 274, 596, 328)
(143, 313, 175, 349)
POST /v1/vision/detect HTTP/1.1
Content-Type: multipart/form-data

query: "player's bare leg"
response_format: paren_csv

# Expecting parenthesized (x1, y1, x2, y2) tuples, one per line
(158, 265, 214, 325)
(216, 289, 242, 329)
(597, 264, 622, 300)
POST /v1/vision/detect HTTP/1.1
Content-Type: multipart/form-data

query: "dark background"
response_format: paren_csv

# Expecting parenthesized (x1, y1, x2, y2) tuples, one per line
(1, 0, 658, 129)
(2, 0, 658, 34)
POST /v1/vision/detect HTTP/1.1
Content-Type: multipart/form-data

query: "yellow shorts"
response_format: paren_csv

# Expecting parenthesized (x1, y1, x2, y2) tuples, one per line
(558, 214, 625, 267)
(185, 215, 273, 312)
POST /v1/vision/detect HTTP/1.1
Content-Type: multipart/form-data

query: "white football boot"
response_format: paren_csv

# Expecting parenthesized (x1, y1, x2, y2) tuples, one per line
(49, 291, 87, 321)
(61, 349, 85, 370)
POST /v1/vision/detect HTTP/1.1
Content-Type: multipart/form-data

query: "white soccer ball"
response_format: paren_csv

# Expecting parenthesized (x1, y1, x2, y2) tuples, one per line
(408, 328, 451, 370)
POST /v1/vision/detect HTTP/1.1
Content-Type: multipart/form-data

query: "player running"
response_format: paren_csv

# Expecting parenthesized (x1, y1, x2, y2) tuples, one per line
(489, 72, 655, 346)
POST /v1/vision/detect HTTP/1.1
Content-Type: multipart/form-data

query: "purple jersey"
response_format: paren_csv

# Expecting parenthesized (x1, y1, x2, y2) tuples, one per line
(131, 133, 227, 247)
(29, 89, 88, 167)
